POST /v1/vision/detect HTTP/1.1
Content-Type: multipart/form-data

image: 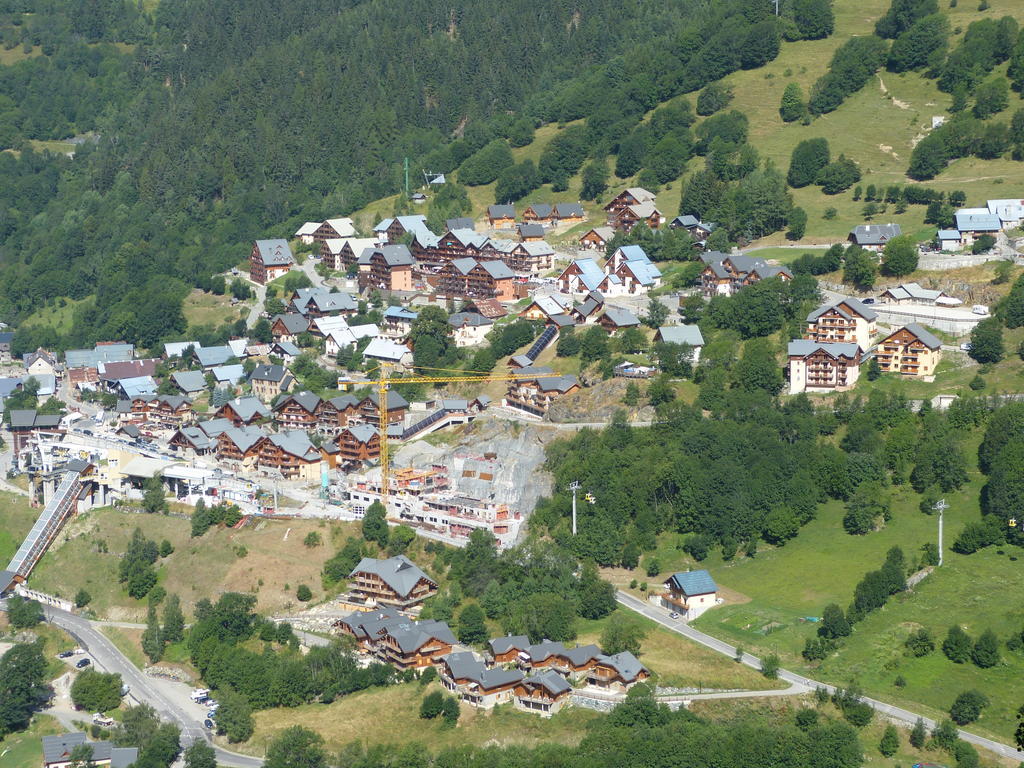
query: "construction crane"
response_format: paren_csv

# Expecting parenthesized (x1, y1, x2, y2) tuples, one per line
(372, 362, 558, 513)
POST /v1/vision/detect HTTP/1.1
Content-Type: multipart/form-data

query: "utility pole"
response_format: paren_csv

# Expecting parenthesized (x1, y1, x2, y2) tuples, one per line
(934, 498, 949, 566)
(568, 480, 580, 536)
(773, 0, 779, 15)
(403, 157, 409, 198)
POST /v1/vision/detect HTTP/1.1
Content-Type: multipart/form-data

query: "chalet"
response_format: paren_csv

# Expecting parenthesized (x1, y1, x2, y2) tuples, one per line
(376, 619, 457, 669)
(514, 670, 572, 716)
(448, 311, 494, 347)
(97, 359, 158, 391)
(295, 221, 320, 244)
(605, 245, 662, 293)
(0, 331, 12, 365)
(587, 651, 650, 693)
(488, 634, 531, 664)
(249, 364, 295, 403)
(42, 733, 137, 768)
(517, 222, 546, 242)
(169, 371, 205, 398)
(24, 348, 58, 378)
(661, 569, 718, 620)
(115, 375, 157, 400)
(604, 188, 656, 218)
(670, 214, 716, 243)
(553, 202, 585, 224)
(373, 215, 430, 244)
(348, 555, 438, 609)
(215, 425, 266, 467)
(326, 394, 360, 430)
(271, 341, 301, 364)
(787, 340, 863, 394)
(416, 227, 491, 271)
(250, 239, 294, 285)
(848, 223, 901, 252)
(699, 252, 777, 297)
(358, 244, 416, 292)
(955, 209, 1001, 246)
(875, 323, 942, 377)
(987, 198, 1024, 227)
(504, 366, 580, 417)
(293, 288, 358, 318)
(578, 226, 615, 250)
(936, 229, 963, 252)
(130, 395, 194, 428)
(878, 282, 958, 306)
(805, 299, 877, 350)
(438, 258, 515, 301)
(359, 390, 410, 425)
(311, 217, 356, 242)
(557, 258, 622, 296)
(216, 396, 271, 426)
(335, 423, 381, 463)
(598, 306, 641, 334)
(169, 424, 218, 455)
(270, 315, 309, 346)
(611, 201, 663, 231)
(334, 608, 402, 649)
(193, 345, 234, 370)
(381, 306, 418, 339)
(163, 341, 199, 360)
(438, 652, 523, 709)
(570, 290, 605, 324)
(742, 264, 792, 286)
(446, 217, 475, 231)
(363, 337, 413, 370)
(272, 391, 324, 430)
(258, 430, 322, 481)
(8, 409, 63, 456)
(331, 326, 381, 359)
(65, 343, 134, 370)
(522, 203, 553, 224)
(468, 297, 508, 320)
(211, 364, 244, 388)
(320, 237, 377, 270)
(495, 240, 555, 276)
(654, 325, 704, 363)
(520, 294, 572, 325)
(487, 204, 516, 228)
(549, 644, 603, 680)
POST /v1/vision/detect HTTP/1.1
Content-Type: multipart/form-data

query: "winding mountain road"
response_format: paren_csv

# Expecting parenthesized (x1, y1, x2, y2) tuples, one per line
(616, 591, 1024, 762)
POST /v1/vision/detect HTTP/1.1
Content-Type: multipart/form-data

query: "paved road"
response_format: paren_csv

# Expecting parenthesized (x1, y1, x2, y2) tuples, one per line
(43, 607, 263, 768)
(616, 591, 1024, 762)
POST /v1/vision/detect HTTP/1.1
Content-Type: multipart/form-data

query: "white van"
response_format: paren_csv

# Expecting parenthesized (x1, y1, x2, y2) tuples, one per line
(972, 305, 989, 315)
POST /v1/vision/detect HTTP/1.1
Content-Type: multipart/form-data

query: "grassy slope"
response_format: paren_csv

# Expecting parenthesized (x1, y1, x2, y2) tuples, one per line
(182, 288, 246, 329)
(609, 427, 1024, 743)
(351, 0, 1024, 248)
(0, 492, 37, 565)
(30, 508, 367, 621)
(18, 296, 91, 336)
(242, 680, 601, 756)
(0, 715, 63, 768)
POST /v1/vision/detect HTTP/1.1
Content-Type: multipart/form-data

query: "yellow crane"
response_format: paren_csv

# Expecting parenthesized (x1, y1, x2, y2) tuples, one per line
(372, 362, 557, 513)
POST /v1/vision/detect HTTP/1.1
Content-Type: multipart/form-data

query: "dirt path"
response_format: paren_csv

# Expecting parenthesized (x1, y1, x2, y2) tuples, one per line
(878, 76, 910, 109)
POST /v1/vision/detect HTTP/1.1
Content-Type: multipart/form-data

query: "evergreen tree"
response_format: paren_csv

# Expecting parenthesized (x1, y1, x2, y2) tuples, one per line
(910, 717, 928, 748)
(162, 594, 185, 645)
(779, 82, 807, 122)
(879, 724, 900, 756)
(456, 603, 488, 645)
(972, 629, 1000, 668)
(142, 604, 164, 663)
(969, 317, 1004, 364)
(819, 603, 852, 638)
(787, 138, 831, 188)
(943, 624, 973, 663)
(787, 207, 808, 240)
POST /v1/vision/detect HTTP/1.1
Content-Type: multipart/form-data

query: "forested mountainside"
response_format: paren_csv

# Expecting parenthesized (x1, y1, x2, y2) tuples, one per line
(0, 0, 793, 350)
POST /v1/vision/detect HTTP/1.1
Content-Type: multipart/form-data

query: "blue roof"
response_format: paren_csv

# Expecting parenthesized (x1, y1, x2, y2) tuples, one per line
(667, 569, 717, 596)
(384, 306, 418, 321)
(65, 344, 134, 369)
(616, 244, 650, 263)
(572, 258, 606, 292)
(954, 212, 1000, 232)
(936, 229, 960, 239)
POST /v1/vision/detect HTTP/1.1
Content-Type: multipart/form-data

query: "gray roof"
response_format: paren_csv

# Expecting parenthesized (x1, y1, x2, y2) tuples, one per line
(268, 430, 318, 460)
(488, 204, 516, 218)
(359, 244, 415, 267)
(254, 238, 294, 266)
(329, 394, 360, 410)
(199, 417, 233, 437)
(880, 282, 947, 303)
(563, 643, 602, 666)
(172, 426, 215, 452)
(596, 651, 649, 682)
(522, 669, 572, 696)
(276, 390, 322, 413)
(527, 640, 567, 663)
(250, 363, 288, 383)
(43, 734, 136, 767)
(119, 423, 143, 439)
(0, 331, 12, 345)
(274, 340, 301, 357)
(344, 423, 379, 444)
(388, 619, 456, 653)
(666, 569, 717, 596)
(449, 312, 493, 328)
(222, 396, 271, 422)
(657, 325, 704, 347)
(220, 425, 266, 452)
(955, 211, 1001, 232)
(272, 313, 311, 335)
(367, 390, 410, 410)
(787, 340, 861, 359)
(9, 409, 61, 429)
(489, 635, 531, 655)
(554, 202, 585, 218)
(294, 290, 358, 315)
(526, 203, 553, 218)
(601, 306, 640, 327)
(64, 344, 134, 369)
(212, 364, 244, 383)
(195, 345, 233, 368)
(850, 223, 901, 245)
(441, 651, 524, 690)
(172, 370, 208, 393)
(479, 260, 514, 280)
(807, 298, 877, 323)
(350, 555, 435, 598)
(896, 322, 942, 350)
(447, 217, 475, 231)
(0, 569, 16, 594)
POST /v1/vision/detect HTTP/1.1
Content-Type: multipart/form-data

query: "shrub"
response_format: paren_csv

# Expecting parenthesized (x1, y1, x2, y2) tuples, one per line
(950, 690, 989, 724)
(295, 584, 313, 602)
(905, 628, 935, 656)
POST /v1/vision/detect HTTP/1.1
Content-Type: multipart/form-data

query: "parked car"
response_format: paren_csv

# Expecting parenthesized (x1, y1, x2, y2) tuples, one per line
(204, 719, 215, 730)
(861, 297, 875, 304)
(72, 647, 85, 655)
(972, 304, 989, 315)
(960, 342, 972, 352)
(57, 650, 75, 659)
(669, 612, 680, 619)
(75, 658, 91, 669)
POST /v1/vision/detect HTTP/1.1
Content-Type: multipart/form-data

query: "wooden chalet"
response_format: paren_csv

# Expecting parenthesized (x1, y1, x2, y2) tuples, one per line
(488, 635, 531, 665)
(214, 426, 266, 467)
(805, 299, 878, 350)
(586, 652, 650, 693)
(270, 313, 310, 343)
(437, 258, 515, 301)
(578, 226, 614, 250)
(487, 204, 516, 228)
(522, 203, 554, 224)
(127, 395, 194, 428)
(311, 217, 355, 243)
(516, 222, 546, 242)
(358, 245, 415, 292)
(438, 652, 523, 709)
(349, 555, 439, 609)
(272, 391, 328, 431)
(376, 620, 456, 669)
(553, 202, 585, 224)
(660, 570, 719, 619)
(215, 396, 270, 426)
(334, 424, 381, 462)
(320, 237, 376, 271)
(875, 323, 942, 377)
(514, 671, 572, 716)
(250, 239, 294, 285)
(257, 431, 322, 481)
(358, 391, 409, 425)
